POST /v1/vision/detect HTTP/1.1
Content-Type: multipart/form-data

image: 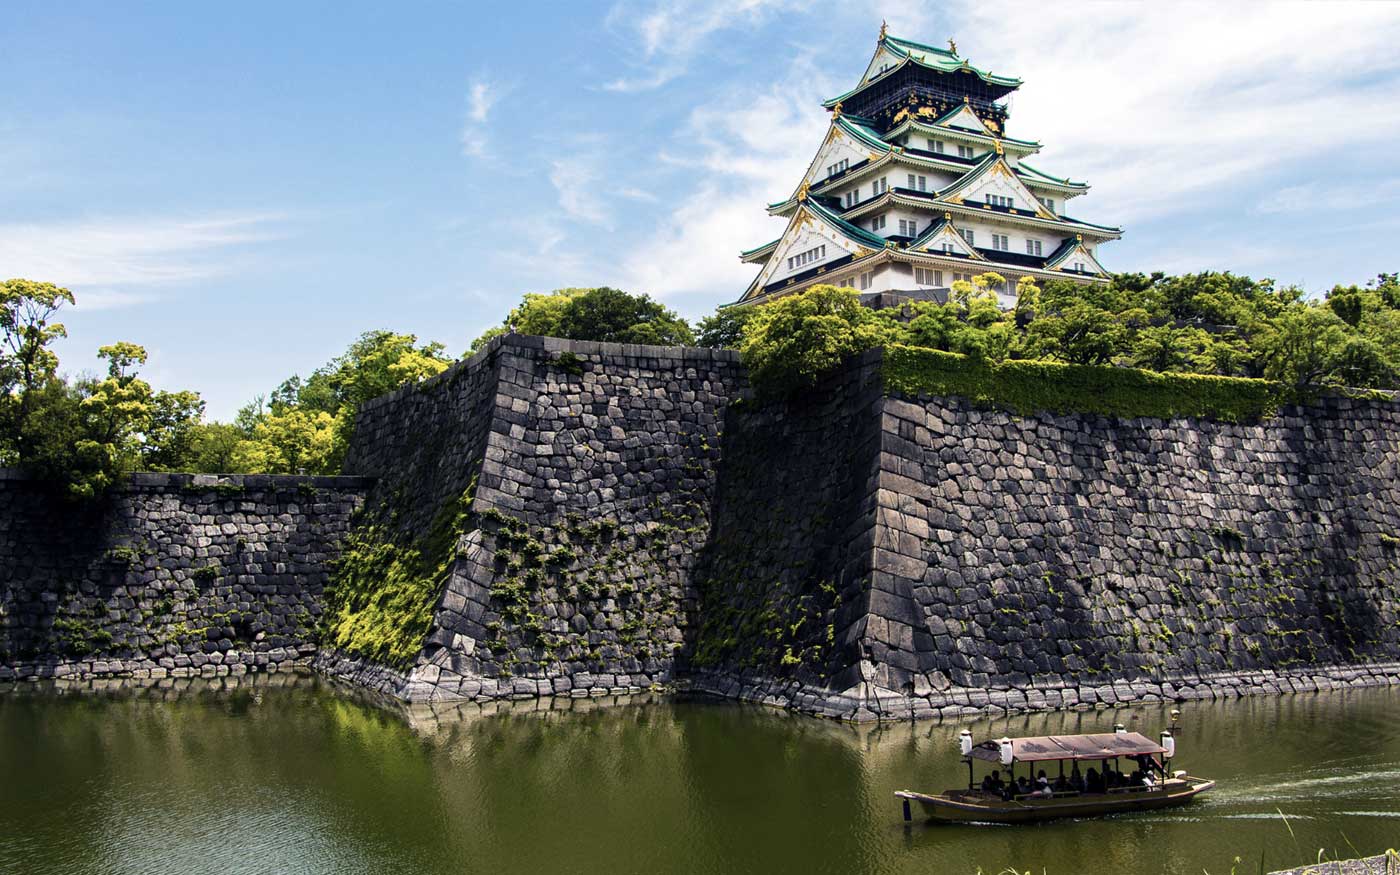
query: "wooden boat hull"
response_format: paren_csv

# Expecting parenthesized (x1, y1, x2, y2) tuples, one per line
(896, 778, 1215, 824)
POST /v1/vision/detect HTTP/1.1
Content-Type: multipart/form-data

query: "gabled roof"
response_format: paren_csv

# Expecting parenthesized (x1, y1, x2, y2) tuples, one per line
(908, 212, 983, 259)
(1044, 235, 1111, 275)
(936, 152, 1059, 221)
(739, 238, 780, 263)
(930, 102, 994, 135)
(737, 196, 889, 303)
(823, 33, 1022, 108)
(1016, 161, 1088, 190)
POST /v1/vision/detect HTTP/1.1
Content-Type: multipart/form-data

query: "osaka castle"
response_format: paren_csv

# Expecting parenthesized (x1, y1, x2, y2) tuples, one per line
(736, 27, 1121, 307)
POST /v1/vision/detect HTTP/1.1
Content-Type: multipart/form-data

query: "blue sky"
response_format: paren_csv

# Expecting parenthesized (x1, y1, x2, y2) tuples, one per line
(5, 1, 1400, 419)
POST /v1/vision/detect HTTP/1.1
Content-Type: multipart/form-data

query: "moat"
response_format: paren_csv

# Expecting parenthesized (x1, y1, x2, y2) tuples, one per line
(3, 677, 1397, 875)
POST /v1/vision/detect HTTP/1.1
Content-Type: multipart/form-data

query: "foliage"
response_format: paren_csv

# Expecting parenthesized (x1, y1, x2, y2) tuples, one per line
(730, 271, 1400, 399)
(0, 279, 75, 466)
(883, 344, 1287, 423)
(738, 285, 893, 395)
(467, 286, 694, 350)
(695, 305, 756, 349)
(233, 330, 451, 475)
(321, 483, 476, 667)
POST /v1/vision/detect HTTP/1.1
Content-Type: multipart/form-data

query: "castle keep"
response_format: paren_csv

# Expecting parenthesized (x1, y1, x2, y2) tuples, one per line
(738, 27, 1120, 308)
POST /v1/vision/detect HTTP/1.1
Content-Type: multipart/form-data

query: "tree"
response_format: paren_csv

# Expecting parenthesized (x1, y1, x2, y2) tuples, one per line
(738, 284, 892, 395)
(467, 287, 694, 349)
(141, 389, 207, 471)
(695, 306, 756, 349)
(232, 407, 343, 474)
(1258, 306, 1351, 387)
(0, 279, 75, 465)
(247, 331, 451, 474)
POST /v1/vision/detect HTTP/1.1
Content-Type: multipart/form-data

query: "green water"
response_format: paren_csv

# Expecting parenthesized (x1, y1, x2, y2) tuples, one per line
(2, 676, 1398, 875)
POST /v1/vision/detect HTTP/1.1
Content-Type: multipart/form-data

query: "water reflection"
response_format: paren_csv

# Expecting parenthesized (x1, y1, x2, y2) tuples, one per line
(2, 676, 1397, 875)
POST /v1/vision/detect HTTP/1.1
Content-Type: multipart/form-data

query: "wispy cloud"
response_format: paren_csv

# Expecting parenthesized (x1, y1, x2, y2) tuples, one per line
(618, 52, 837, 299)
(0, 213, 287, 309)
(550, 153, 613, 227)
(1256, 179, 1400, 216)
(945, 2, 1400, 222)
(602, 0, 804, 92)
(461, 76, 501, 157)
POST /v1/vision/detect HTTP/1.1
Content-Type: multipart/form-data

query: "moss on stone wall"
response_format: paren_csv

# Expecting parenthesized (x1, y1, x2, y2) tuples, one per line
(321, 478, 476, 669)
(882, 344, 1287, 423)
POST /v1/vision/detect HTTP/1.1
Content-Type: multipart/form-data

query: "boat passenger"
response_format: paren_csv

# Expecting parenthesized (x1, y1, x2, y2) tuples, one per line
(1070, 765, 1085, 792)
(1053, 774, 1071, 793)
(1015, 776, 1032, 797)
(1035, 771, 1052, 797)
(1085, 767, 1103, 794)
(981, 771, 1002, 793)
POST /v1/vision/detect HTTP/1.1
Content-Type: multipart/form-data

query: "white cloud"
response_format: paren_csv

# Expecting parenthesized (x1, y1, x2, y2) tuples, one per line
(602, 0, 805, 92)
(461, 77, 500, 157)
(549, 154, 613, 227)
(943, 2, 1400, 222)
(0, 213, 285, 309)
(618, 53, 837, 299)
(1256, 179, 1400, 215)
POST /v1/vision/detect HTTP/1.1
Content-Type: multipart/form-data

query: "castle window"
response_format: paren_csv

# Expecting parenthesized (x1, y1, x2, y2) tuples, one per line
(1026, 239, 1043, 256)
(787, 244, 827, 272)
(907, 174, 927, 191)
(898, 219, 918, 236)
(992, 233, 1009, 251)
(1039, 196, 1056, 213)
(957, 144, 975, 159)
(987, 194, 1013, 208)
(928, 139, 944, 153)
(958, 228, 974, 246)
(844, 188, 859, 208)
(827, 158, 849, 178)
(914, 267, 942, 286)
(872, 177, 888, 195)
(871, 214, 887, 231)
(859, 271, 873, 290)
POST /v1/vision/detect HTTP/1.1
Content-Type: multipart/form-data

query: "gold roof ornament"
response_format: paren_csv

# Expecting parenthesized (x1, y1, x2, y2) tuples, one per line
(994, 140, 1004, 155)
(796, 180, 811, 202)
(963, 96, 970, 105)
(944, 212, 952, 221)
(832, 100, 843, 118)
(1076, 234, 1083, 242)
(948, 37, 957, 55)
(879, 20, 888, 40)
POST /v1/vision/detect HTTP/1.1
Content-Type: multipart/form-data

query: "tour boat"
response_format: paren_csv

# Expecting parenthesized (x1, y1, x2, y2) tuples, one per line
(896, 716, 1215, 824)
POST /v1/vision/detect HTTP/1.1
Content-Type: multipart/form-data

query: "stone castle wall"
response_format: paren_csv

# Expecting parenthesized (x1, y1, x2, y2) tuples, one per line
(5, 336, 1399, 720)
(317, 335, 748, 700)
(0, 472, 367, 682)
(693, 349, 1400, 719)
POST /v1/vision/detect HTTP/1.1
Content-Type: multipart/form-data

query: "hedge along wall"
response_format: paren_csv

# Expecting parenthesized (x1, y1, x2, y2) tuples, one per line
(0, 472, 368, 682)
(320, 334, 748, 700)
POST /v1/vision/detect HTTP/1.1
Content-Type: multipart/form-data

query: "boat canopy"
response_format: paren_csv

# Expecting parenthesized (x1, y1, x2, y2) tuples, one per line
(969, 733, 1167, 764)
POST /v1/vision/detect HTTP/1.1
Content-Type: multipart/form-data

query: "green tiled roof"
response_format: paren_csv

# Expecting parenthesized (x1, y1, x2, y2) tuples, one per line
(823, 33, 1022, 107)
(803, 197, 888, 249)
(740, 238, 780, 258)
(1016, 161, 1087, 189)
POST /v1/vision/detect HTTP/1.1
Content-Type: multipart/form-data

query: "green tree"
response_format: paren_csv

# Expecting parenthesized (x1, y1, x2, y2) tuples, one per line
(468, 287, 693, 349)
(738, 284, 892, 395)
(232, 407, 343, 474)
(0, 279, 76, 465)
(695, 305, 756, 349)
(1258, 306, 1351, 387)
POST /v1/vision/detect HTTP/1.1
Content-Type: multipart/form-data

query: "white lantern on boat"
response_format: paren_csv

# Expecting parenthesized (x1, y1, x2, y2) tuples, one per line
(998, 737, 1013, 766)
(1114, 723, 1126, 735)
(1160, 730, 1176, 759)
(959, 730, 973, 756)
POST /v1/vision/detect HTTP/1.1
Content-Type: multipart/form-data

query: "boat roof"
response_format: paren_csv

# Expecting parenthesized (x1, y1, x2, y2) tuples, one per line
(970, 732, 1166, 764)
